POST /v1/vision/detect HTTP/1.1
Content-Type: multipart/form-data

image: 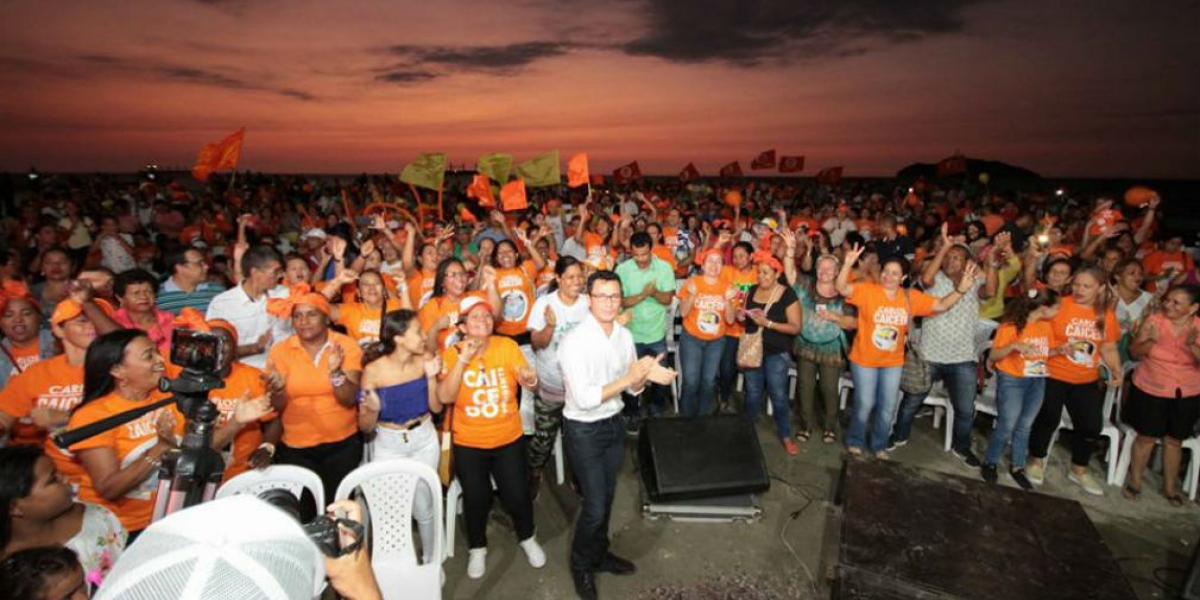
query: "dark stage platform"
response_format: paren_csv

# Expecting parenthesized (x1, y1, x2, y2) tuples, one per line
(837, 460, 1137, 600)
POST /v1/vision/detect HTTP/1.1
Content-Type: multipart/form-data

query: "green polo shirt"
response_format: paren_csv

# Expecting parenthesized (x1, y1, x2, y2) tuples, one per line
(615, 256, 677, 344)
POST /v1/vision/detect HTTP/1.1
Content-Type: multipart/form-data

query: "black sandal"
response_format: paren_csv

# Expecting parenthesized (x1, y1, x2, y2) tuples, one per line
(1121, 483, 1141, 501)
(795, 430, 811, 443)
(1163, 492, 1185, 508)
(822, 430, 837, 444)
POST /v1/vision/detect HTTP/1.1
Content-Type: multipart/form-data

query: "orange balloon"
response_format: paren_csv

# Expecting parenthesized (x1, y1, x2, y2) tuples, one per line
(1123, 185, 1157, 208)
(724, 190, 743, 207)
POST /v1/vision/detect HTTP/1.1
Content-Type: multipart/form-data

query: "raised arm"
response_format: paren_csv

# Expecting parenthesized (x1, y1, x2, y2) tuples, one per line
(921, 223, 952, 288)
(837, 244, 865, 297)
(930, 262, 979, 314)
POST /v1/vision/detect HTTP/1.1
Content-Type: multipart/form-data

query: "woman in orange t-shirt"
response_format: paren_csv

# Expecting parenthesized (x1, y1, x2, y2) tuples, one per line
(67, 330, 186, 537)
(436, 296, 543, 579)
(836, 245, 977, 458)
(323, 269, 407, 347)
(716, 241, 758, 411)
(402, 221, 442, 310)
(490, 238, 545, 344)
(418, 257, 500, 354)
(1026, 267, 1122, 495)
(1, 283, 54, 389)
(264, 289, 364, 504)
(677, 250, 738, 417)
(1123, 285, 1200, 506)
(983, 289, 1060, 490)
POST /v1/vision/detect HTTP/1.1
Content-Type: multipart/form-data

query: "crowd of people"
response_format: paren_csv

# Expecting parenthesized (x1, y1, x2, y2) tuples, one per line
(0, 171, 1197, 599)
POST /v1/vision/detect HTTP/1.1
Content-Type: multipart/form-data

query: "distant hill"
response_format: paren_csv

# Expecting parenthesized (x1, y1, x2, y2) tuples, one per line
(896, 158, 1041, 181)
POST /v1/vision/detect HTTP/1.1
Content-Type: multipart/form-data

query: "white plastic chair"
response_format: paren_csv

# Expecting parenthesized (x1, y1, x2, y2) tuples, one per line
(1047, 384, 1122, 485)
(215, 465, 325, 515)
(335, 460, 443, 600)
(1184, 438, 1200, 501)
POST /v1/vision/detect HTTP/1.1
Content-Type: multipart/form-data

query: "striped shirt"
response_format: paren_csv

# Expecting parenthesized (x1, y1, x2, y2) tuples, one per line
(156, 278, 226, 315)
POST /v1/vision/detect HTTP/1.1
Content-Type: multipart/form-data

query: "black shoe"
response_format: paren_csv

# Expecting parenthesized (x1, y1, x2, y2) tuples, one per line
(953, 448, 981, 468)
(596, 552, 637, 576)
(1010, 468, 1034, 491)
(981, 463, 998, 483)
(886, 436, 908, 452)
(572, 567, 598, 600)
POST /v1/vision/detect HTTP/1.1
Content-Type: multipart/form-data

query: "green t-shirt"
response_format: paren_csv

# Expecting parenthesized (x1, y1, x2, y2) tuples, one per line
(615, 256, 677, 344)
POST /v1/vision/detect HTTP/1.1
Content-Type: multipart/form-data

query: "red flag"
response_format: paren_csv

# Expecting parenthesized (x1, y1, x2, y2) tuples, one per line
(466, 174, 496, 208)
(816, 166, 844, 185)
(750, 149, 776, 170)
(501, 179, 528, 212)
(679, 163, 701, 182)
(719, 161, 743, 178)
(191, 127, 245, 181)
(936, 154, 967, 177)
(612, 161, 642, 184)
(778, 155, 805, 173)
(567, 153, 590, 188)
(589, 173, 605, 187)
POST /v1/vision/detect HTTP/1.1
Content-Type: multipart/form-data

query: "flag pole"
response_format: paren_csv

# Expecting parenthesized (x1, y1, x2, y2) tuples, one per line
(225, 170, 237, 196)
(437, 178, 444, 223)
(407, 183, 424, 229)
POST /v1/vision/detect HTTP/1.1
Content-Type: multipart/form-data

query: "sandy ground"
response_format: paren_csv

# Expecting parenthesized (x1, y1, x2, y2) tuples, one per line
(437, 410, 1199, 600)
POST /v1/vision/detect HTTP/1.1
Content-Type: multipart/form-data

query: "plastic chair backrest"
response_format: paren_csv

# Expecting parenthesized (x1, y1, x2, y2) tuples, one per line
(335, 459, 443, 566)
(215, 465, 325, 512)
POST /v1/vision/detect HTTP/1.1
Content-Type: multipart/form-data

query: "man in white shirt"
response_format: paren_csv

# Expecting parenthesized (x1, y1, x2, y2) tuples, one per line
(558, 270, 664, 600)
(205, 245, 283, 369)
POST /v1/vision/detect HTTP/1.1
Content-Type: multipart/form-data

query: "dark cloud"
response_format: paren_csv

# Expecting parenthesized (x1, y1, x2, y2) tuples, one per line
(71, 54, 316, 100)
(620, 0, 984, 65)
(157, 66, 251, 90)
(386, 41, 573, 74)
(375, 69, 439, 84)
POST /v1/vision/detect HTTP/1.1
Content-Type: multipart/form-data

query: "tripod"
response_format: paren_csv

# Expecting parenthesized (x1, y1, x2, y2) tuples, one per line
(54, 368, 228, 523)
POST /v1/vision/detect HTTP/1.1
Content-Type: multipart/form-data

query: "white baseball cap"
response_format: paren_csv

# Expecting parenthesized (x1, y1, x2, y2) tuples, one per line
(302, 228, 327, 240)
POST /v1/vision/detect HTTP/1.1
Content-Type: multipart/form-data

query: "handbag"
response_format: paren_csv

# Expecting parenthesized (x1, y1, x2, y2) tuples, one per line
(899, 290, 933, 395)
(737, 285, 781, 369)
(437, 404, 455, 486)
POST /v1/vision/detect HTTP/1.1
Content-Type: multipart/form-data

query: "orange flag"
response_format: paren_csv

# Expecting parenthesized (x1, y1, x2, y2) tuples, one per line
(192, 127, 245, 181)
(459, 205, 478, 223)
(466, 174, 496, 208)
(567, 153, 590, 188)
(501, 180, 528, 212)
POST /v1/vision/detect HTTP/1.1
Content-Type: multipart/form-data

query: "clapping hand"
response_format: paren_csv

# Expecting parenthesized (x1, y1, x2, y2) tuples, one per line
(360, 387, 381, 413)
(233, 392, 274, 425)
(263, 362, 286, 396)
(517, 366, 538, 388)
(543, 305, 557, 329)
(327, 343, 345, 375)
(423, 355, 443, 379)
(155, 410, 179, 448)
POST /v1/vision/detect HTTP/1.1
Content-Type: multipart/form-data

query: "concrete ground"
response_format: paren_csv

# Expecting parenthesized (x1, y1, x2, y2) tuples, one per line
(438, 410, 1200, 600)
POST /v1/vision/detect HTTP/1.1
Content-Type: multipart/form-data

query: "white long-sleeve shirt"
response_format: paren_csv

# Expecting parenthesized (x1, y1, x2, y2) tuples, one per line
(557, 313, 641, 422)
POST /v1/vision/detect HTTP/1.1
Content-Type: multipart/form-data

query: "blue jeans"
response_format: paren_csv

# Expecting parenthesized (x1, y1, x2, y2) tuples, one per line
(984, 373, 1045, 468)
(743, 352, 793, 439)
(716, 336, 740, 403)
(679, 331, 725, 417)
(847, 363, 903, 454)
(624, 339, 669, 418)
(891, 361, 978, 454)
(563, 415, 625, 571)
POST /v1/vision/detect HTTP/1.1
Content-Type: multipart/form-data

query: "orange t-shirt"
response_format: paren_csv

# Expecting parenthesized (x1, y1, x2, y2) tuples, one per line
(1047, 297, 1119, 384)
(6, 342, 43, 379)
(992, 321, 1052, 379)
(847, 283, 937, 368)
(1142, 250, 1194, 290)
(495, 262, 536, 337)
(981, 214, 1005, 237)
(418, 292, 485, 350)
(207, 363, 271, 481)
(440, 336, 528, 450)
(678, 276, 733, 341)
(720, 265, 758, 337)
(855, 219, 875, 238)
(267, 331, 363, 448)
(67, 390, 186, 532)
(652, 245, 679, 274)
(0, 355, 87, 483)
(337, 299, 402, 346)
(407, 269, 436, 310)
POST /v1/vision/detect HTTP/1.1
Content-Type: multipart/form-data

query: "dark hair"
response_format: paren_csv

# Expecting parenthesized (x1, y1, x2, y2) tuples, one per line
(0, 545, 82, 600)
(586, 269, 621, 295)
(1165, 284, 1200, 306)
(113, 268, 159, 298)
(81, 329, 148, 406)
(164, 247, 197, 278)
(999, 288, 1060, 332)
(1040, 257, 1074, 284)
(431, 257, 465, 298)
(0, 446, 41, 550)
(241, 245, 283, 280)
(732, 241, 755, 258)
(40, 247, 74, 266)
(629, 231, 653, 250)
(364, 309, 418, 365)
(547, 256, 582, 294)
(881, 256, 911, 277)
(491, 239, 519, 269)
(1112, 257, 1143, 278)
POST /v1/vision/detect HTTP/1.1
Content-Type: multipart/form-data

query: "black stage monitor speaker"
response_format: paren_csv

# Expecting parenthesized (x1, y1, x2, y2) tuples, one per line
(637, 415, 769, 503)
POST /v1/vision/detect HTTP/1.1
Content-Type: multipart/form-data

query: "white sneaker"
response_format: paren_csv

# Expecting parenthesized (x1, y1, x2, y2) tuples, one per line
(467, 548, 487, 579)
(1067, 471, 1105, 496)
(1026, 462, 1045, 486)
(519, 536, 546, 568)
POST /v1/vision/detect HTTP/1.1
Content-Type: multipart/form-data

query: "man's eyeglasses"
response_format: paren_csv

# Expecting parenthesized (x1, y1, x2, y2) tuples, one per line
(589, 293, 622, 303)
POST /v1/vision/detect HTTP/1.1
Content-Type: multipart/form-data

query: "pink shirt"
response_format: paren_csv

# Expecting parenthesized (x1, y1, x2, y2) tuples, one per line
(113, 308, 176, 357)
(1132, 313, 1200, 398)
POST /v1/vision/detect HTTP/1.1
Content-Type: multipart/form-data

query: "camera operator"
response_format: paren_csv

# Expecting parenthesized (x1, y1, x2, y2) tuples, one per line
(173, 309, 279, 481)
(65, 330, 186, 540)
(263, 286, 363, 504)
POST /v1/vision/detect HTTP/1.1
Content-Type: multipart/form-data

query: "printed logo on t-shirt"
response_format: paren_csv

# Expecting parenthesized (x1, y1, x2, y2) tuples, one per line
(462, 366, 513, 419)
(871, 306, 908, 351)
(693, 294, 726, 336)
(1022, 336, 1050, 377)
(1064, 317, 1101, 367)
(501, 288, 529, 323)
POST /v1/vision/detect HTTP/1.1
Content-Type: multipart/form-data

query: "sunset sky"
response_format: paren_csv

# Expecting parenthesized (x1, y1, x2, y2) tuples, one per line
(1, 0, 1196, 178)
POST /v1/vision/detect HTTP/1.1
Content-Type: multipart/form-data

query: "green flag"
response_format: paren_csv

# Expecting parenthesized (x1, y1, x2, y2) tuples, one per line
(516, 151, 562, 187)
(477, 152, 514, 184)
(399, 152, 447, 191)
